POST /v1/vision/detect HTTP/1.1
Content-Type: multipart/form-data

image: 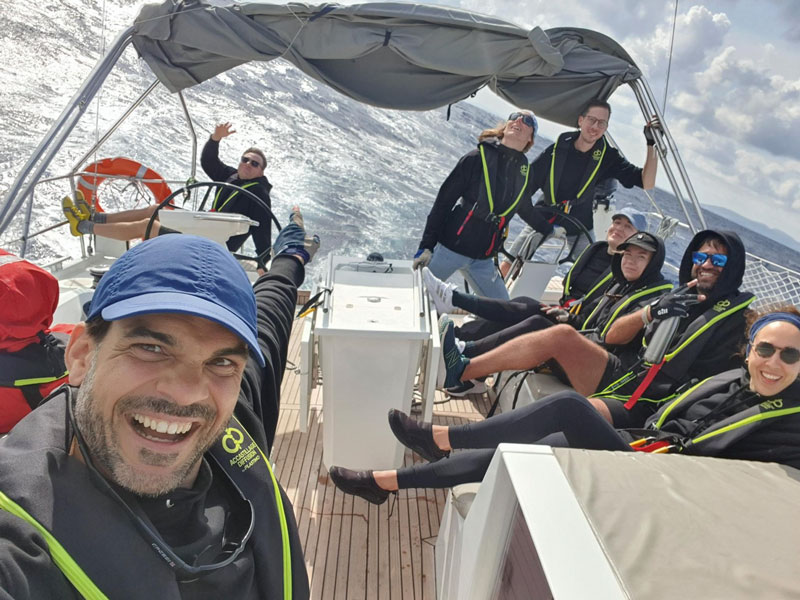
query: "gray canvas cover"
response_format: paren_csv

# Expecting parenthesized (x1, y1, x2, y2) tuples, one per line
(132, 1, 641, 126)
(554, 448, 800, 598)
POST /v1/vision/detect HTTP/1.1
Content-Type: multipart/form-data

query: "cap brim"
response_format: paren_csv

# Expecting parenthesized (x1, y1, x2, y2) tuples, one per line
(619, 240, 657, 253)
(101, 292, 266, 368)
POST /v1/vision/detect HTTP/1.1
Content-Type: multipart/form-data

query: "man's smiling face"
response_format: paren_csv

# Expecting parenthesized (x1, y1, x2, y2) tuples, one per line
(67, 313, 248, 496)
(691, 239, 727, 295)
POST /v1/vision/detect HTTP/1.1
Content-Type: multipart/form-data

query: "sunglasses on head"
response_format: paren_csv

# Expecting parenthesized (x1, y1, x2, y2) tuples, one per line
(692, 251, 727, 268)
(507, 112, 537, 131)
(754, 341, 800, 365)
(240, 156, 262, 168)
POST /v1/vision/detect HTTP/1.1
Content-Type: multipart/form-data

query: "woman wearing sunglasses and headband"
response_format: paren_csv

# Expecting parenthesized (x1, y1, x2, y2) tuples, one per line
(413, 111, 548, 299)
(329, 306, 800, 504)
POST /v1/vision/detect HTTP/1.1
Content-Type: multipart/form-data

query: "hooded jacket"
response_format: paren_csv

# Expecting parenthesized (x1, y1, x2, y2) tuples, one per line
(201, 138, 273, 258)
(632, 369, 800, 469)
(418, 140, 544, 259)
(0, 250, 70, 433)
(580, 232, 672, 348)
(596, 230, 756, 404)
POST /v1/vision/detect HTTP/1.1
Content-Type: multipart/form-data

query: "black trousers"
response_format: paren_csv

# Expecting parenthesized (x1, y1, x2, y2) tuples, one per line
(453, 292, 555, 357)
(395, 391, 631, 489)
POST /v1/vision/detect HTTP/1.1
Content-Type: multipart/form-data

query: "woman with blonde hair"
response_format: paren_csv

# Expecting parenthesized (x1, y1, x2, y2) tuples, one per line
(412, 111, 549, 299)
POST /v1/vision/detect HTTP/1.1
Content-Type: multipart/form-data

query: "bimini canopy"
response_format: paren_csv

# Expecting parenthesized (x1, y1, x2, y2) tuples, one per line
(132, 1, 641, 127)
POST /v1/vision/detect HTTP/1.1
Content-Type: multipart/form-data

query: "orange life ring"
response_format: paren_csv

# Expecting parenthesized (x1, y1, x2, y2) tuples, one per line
(77, 157, 172, 213)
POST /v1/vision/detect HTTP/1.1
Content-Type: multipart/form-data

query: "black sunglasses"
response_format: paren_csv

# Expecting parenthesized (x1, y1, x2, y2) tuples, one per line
(67, 394, 255, 581)
(507, 112, 537, 131)
(754, 341, 800, 365)
(692, 251, 727, 268)
(240, 156, 262, 168)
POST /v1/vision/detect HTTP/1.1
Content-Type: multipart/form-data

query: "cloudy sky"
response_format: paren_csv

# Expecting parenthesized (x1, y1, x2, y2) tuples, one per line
(448, 0, 800, 239)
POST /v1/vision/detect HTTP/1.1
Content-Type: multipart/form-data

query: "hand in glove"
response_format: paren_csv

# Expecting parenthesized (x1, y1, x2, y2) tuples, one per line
(545, 305, 577, 325)
(413, 248, 433, 271)
(648, 283, 703, 321)
(273, 206, 320, 264)
(643, 116, 661, 146)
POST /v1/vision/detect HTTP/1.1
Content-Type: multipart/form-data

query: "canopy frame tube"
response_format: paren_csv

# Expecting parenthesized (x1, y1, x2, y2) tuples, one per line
(0, 27, 135, 237)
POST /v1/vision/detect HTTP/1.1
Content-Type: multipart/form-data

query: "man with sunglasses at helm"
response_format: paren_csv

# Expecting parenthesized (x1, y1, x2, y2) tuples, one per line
(524, 99, 660, 260)
(201, 122, 274, 262)
(412, 111, 545, 300)
(0, 211, 316, 598)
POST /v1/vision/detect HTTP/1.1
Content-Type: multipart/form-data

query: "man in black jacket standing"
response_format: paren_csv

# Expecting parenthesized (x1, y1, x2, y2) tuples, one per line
(201, 122, 274, 261)
(0, 212, 316, 598)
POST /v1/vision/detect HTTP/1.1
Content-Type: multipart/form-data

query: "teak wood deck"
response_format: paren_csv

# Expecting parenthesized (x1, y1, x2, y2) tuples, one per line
(273, 318, 491, 599)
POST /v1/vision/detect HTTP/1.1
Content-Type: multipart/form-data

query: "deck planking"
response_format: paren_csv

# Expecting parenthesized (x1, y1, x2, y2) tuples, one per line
(274, 319, 489, 598)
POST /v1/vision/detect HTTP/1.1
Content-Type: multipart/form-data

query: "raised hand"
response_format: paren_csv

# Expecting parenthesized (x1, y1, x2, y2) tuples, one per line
(212, 122, 236, 142)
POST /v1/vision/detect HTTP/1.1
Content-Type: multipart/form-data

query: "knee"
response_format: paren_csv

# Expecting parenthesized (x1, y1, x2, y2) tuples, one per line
(551, 323, 580, 341)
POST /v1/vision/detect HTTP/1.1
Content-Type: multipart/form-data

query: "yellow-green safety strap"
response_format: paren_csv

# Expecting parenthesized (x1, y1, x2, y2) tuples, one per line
(232, 415, 293, 600)
(581, 284, 673, 336)
(642, 296, 756, 362)
(213, 181, 259, 212)
(479, 145, 529, 218)
(549, 136, 606, 205)
(13, 371, 68, 387)
(690, 405, 800, 445)
(0, 491, 108, 600)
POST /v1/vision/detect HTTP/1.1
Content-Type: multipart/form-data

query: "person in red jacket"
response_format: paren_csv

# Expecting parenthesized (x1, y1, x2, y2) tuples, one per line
(0, 249, 72, 433)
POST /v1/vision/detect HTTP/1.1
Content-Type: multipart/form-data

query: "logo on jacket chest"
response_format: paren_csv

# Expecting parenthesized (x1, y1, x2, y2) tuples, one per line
(592, 149, 602, 161)
(520, 164, 529, 176)
(712, 299, 731, 313)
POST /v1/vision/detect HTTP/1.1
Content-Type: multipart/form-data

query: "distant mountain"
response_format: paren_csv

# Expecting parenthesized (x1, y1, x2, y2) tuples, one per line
(704, 204, 800, 254)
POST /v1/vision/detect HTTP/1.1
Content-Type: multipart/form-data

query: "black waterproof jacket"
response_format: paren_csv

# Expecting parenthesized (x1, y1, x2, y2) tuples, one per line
(418, 140, 542, 259)
(597, 230, 756, 404)
(580, 233, 671, 348)
(200, 138, 273, 258)
(559, 240, 614, 307)
(530, 132, 644, 235)
(631, 369, 800, 469)
(0, 257, 310, 599)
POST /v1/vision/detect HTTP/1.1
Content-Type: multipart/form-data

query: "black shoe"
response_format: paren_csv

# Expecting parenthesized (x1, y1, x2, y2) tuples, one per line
(329, 466, 391, 505)
(388, 408, 449, 463)
(446, 379, 488, 397)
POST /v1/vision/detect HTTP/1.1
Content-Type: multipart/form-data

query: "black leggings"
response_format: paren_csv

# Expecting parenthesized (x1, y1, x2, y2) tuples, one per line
(395, 391, 631, 489)
(453, 292, 554, 357)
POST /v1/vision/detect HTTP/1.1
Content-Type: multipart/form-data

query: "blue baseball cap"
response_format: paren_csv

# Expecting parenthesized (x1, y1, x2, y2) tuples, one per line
(87, 235, 265, 367)
(612, 206, 648, 232)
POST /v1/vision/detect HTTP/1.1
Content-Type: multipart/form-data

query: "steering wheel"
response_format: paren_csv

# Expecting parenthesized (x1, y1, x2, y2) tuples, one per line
(500, 206, 595, 283)
(144, 181, 282, 267)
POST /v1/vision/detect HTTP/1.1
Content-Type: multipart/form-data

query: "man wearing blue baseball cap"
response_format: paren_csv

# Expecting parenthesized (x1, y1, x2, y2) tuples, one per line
(0, 209, 317, 598)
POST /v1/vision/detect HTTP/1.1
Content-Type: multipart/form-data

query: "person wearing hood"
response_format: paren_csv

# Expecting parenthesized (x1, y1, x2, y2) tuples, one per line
(424, 206, 647, 344)
(411, 111, 544, 300)
(61, 123, 274, 262)
(0, 249, 72, 433)
(435, 229, 755, 428)
(328, 307, 800, 504)
(429, 231, 670, 397)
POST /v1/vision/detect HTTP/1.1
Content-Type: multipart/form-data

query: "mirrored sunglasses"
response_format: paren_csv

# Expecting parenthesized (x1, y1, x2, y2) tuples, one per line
(240, 156, 262, 168)
(754, 341, 800, 365)
(507, 112, 537, 132)
(692, 251, 727, 268)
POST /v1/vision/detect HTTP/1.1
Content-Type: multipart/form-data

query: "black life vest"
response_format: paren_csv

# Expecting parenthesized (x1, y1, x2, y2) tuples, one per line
(0, 332, 69, 433)
(0, 388, 307, 599)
